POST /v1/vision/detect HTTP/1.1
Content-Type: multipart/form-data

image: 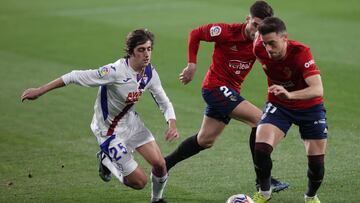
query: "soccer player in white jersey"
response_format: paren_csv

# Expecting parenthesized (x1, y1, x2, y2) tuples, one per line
(21, 29, 179, 203)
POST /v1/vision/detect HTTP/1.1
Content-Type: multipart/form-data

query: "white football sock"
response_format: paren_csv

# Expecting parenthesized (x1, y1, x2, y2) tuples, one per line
(151, 172, 168, 202)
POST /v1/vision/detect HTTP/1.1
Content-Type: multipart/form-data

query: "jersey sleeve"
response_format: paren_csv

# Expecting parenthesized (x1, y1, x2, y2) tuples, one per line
(188, 23, 231, 63)
(297, 48, 320, 78)
(61, 63, 118, 87)
(147, 68, 176, 122)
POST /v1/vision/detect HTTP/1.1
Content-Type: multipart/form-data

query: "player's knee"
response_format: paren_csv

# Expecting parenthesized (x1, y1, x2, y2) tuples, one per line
(307, 155, 325, 181)
(198, 140, 215, 148)
(151, 158, 167, 176)
(199, 141, 215, 148)
(247, 115, 261, 127)
(197, 134, 216, 149)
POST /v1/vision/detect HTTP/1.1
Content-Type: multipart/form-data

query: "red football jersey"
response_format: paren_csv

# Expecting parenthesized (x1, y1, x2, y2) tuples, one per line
(253, 36, 323, 109)
(188, 23, 256, 93)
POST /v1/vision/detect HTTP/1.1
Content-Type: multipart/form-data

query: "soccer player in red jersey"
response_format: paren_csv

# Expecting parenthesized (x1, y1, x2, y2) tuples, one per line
(251, 17, 327, 203)
(165, 1, 288, 192)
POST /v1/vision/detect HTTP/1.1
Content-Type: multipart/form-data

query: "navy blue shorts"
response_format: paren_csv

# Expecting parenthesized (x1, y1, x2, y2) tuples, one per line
(202, 86, 245, 124)
(259, 102, 328, 139)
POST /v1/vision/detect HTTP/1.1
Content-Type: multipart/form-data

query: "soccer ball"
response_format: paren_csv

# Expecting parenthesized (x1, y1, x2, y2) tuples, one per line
(226, 194, 254, 203)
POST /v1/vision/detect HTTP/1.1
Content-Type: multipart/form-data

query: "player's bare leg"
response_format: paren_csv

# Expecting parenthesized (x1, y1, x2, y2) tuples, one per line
(137, 141, 168, 203)
(196, 116, 226, 148)
(123, 167, 148, 189)
(303, 139, 327, 202)
(229, 100, 262, 127)
(230, 100, 260, 170)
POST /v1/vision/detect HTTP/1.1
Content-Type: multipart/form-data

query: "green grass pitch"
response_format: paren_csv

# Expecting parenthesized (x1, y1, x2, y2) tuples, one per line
(1, 0, 359, 202)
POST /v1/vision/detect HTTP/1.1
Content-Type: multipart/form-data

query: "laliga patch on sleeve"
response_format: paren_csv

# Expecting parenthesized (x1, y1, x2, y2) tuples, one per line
(210, 25, 222, 37)
(98, 65, 111, 77)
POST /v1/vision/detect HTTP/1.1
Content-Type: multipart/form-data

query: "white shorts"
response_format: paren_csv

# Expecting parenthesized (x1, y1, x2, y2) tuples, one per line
(91, 111, 155, 176)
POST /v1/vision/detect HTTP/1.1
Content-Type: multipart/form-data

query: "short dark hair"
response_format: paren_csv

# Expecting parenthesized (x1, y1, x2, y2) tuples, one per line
(250, 1, 274, 19)
(258, 17, 287, 35)
(124, 28, 154, 58)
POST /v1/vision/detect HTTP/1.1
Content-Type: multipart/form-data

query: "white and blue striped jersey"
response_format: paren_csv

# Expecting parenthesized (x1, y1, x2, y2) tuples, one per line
(61, 58, 175, 136)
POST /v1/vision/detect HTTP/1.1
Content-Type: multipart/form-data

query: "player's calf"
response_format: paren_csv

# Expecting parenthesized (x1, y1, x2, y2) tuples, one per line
(306, 155, 325, 197)
(254, 143, 273, 191)
(165, 134, 205, 171)
(123, 168, 148, 190)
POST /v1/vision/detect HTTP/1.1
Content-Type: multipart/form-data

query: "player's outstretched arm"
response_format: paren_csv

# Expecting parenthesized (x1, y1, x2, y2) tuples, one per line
(21, 78, 65, 102)
(179, 63, 196, 85)
(164, 119, 179, 141)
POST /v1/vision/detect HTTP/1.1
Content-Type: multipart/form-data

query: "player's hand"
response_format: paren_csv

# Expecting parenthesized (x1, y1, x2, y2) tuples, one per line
(179, 63, 196, 85)
(21, 87, 43, 102)
(268, 85, 292, 100)
(165, 119, 180, 141)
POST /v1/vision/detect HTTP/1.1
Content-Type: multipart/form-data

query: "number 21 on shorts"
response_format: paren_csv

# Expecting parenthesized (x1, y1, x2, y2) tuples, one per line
(264, 103, 277, 114)
(261, 103, 277, 120)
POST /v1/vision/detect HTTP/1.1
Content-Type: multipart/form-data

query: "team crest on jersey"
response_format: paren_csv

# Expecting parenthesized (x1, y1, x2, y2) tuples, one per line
(229, 60, 252, 74)
(210, 26, 222, 37)
(98, 66, 111, 77)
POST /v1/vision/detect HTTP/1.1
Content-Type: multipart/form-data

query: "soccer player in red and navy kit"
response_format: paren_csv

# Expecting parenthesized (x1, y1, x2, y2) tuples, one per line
(165, 1, 288, 192)
(251, 17, 327, 203)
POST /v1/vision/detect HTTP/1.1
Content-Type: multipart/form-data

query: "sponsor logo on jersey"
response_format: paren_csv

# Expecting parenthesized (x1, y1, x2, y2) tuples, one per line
(304, 59, 315, 68)
(210, 25, 221, 37)
(228, 60, 252, 75)
(125, 91, 143, 104)
(122, 78, 132, 83)
(98, 66, 110, 77)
